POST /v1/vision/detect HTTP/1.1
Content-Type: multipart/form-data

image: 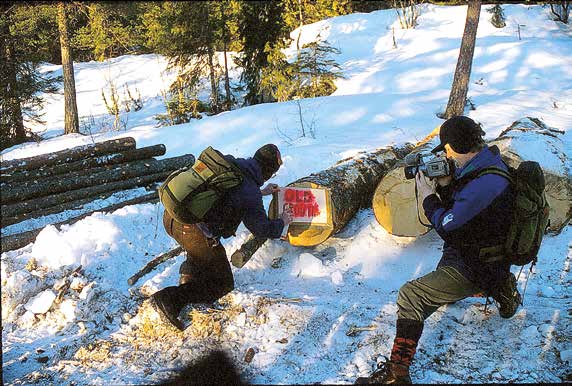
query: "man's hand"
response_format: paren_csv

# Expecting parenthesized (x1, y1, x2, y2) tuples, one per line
(415, 171, 436, 201)
(435, 175, 453, 187)
(261, 183, 280, 196)
(281, 204, 294, 225)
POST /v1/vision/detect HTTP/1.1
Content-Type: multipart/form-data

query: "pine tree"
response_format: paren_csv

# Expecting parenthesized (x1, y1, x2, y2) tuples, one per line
(1, 3, 61, 150)
(73, 2, 145, 61)
(236, 1, 285, 106)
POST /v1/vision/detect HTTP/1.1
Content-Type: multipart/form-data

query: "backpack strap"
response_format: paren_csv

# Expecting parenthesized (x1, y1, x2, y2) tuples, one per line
(470, 166, 515, 263)
(473, 166, 514, 185)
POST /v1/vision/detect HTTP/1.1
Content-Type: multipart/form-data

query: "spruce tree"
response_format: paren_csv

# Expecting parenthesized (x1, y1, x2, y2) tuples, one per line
(1, 3, 61, 150)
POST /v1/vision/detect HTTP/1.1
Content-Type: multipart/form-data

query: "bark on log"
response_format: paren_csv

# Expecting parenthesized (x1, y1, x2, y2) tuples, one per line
(1, 171, 172, 219)
(373, 117, 571, 236)
(230, 236, 268, 268)
(1, 185, 159, 228)
(127, 246, 185, 286)
(372, 127, 439, 237)
(1, 192, 159, 253)
(230, 144, 414, 265)
(489, 117, 571, 233)
(1, 154, 194, 204)
(1, 144, 166, 184)
(0, 137, 136, 173)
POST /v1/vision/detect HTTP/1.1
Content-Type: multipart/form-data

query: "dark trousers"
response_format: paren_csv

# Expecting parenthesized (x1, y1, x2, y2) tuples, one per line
(160, 211, 234, 311)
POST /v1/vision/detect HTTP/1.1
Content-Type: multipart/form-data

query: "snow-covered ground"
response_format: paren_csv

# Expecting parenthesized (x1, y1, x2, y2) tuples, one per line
(2, 4, 571, 385)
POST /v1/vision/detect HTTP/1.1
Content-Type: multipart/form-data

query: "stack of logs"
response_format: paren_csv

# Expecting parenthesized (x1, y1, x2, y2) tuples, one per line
(1, 137, 194, 252)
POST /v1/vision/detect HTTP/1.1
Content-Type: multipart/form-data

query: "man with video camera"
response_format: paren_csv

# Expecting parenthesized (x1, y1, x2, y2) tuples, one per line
(357, 116, 522, 384)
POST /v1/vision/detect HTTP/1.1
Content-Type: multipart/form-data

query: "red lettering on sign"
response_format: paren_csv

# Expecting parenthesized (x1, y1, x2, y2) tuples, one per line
(283, 188, 320, 218)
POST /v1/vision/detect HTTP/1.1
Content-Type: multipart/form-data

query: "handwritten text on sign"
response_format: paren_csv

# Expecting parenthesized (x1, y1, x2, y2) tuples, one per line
(277, 187, 328, 224)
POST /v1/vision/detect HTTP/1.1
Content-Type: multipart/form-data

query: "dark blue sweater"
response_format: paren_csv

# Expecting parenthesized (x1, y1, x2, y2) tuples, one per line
(422, 146, 513, 291)
(203, 156, 284, 240)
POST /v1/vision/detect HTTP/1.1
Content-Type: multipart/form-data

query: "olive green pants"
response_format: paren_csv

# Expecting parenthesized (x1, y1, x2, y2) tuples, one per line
(397, 266, 482, 322)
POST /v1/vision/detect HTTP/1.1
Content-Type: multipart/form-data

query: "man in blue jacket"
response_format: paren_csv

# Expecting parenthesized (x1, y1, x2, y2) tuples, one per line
(151, 144, 293, 330)
(357, 116, 522, 384)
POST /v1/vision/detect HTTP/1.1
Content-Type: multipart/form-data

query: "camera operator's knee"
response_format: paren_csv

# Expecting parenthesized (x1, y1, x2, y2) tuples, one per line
(396, 281, 427, 322)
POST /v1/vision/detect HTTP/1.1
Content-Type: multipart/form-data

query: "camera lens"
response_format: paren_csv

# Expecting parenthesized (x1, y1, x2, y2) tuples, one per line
(404, 166, 416, 180)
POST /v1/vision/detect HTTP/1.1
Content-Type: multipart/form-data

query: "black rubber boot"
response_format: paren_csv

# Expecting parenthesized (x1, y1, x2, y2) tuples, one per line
(492, 272, 522, 319)
(150, 289, 184, 331)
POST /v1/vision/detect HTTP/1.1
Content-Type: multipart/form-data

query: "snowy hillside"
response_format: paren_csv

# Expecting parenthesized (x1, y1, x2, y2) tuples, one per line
(2, 4, 571, 385)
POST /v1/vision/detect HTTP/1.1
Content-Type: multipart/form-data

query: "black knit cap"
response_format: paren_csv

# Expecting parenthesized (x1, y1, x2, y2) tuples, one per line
(432, 116, 486, 154)
(254, 144, 281, 180)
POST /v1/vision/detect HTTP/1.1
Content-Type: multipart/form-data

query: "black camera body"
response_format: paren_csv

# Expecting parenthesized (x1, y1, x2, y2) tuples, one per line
(404, 152, 452, 180)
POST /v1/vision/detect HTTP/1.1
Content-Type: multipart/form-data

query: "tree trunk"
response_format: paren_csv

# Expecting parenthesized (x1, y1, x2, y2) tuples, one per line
(1, 14, 26, 144)
(1, 154, 194, 203)
(221, 4, 232, 111)
(1, 171, 171, 219)
(57, 2, 79, 134)
(1, 144, 166, 184)
(230, 144, 413, 265)
(1, 137, 136, 173)
(444, 0, 481, 118)
(208, 48, 219, 113)
(1, 192, 159, 253)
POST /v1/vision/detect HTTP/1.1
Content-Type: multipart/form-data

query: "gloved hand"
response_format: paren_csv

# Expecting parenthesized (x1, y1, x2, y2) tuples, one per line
(415, 171, 436, 201)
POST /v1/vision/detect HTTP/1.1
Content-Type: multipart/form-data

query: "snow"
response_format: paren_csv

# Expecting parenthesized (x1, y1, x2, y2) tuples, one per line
(2, 4, 571, 385)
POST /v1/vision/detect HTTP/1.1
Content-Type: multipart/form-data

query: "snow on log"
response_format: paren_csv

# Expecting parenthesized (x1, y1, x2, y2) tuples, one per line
(0, 137, 136, 174)
(1, 186, 157, 227)
(1, 192, 159, 253)
(1, 154, 194, 204)
(489, 117, 571, 233)
(230, 144, 413, 265)
(1, 144, 166, 184)
(1, 171, 172, 219)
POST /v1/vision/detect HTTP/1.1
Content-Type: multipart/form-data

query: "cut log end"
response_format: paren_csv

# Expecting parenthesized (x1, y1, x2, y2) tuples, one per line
(372, 168, 430, 237)
(269, 181, 334, 247)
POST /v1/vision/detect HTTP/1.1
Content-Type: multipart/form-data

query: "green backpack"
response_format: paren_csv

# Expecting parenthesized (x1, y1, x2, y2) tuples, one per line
(158, 146, 243, 224)
(476, 161, 550, 266)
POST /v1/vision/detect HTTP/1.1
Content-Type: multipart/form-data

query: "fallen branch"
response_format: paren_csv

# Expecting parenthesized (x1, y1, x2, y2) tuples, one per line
(127, 246, 185, 286)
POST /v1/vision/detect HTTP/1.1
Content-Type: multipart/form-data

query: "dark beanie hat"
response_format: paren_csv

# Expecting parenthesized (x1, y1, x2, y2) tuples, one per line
(432, 116, 486, 154)
(254, 144, 281, 180)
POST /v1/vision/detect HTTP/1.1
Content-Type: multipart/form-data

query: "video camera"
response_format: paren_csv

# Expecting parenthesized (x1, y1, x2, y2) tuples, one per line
(404, 152, 452, 180)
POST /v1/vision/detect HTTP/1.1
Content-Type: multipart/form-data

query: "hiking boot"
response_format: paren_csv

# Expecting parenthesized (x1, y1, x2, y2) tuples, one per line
(150, 290, 184, 331)
(355, 359, 411, 384)
(492, 273, 522, 319)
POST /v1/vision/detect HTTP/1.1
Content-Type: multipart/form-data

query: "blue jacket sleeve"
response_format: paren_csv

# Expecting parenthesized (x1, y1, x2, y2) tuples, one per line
(242, 191, 285, 239)
(422, 174, 510, 244)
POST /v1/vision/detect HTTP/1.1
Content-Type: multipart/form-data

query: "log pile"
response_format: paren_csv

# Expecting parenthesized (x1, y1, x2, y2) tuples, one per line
(1, 137, 195, 252)
(372, 117, 571, 237)
(231, 144, 414, 266)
